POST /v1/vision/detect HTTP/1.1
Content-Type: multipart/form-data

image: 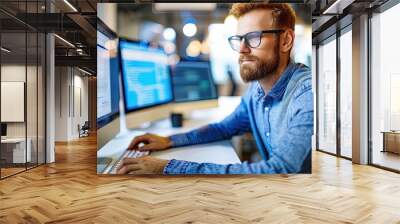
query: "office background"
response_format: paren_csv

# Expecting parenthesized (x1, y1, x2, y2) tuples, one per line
(313, 0, 400, 172)
(2, 0, 399, 177)
(0, 1, 400, 222)
(0, 0, 97, 179)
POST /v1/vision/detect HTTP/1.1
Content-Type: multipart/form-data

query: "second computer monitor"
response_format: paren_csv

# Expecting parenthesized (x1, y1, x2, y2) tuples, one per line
(119, 38, 173, 128)
(172, 61, 218, 102)
(171, 61, 218, 113)
(97, 19, 120, 149)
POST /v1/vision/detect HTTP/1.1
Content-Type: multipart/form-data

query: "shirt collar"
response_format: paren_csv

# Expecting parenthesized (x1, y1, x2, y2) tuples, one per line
(254, 61, 296, 102)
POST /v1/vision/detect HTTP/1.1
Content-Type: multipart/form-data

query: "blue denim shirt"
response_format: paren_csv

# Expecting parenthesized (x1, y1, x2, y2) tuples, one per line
(164, 62, 313, 174)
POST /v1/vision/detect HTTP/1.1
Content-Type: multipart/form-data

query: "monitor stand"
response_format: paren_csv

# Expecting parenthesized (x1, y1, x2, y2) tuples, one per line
(116, 106, 151, 140)
(117, 92, 156, 139)
(115, 95, 130, 138)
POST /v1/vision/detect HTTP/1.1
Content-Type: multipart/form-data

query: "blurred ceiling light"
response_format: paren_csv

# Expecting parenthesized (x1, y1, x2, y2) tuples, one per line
(54, 34, 75, 48)
(201, 38, 209, 55)
(163, 42, 176, 54)
(168, 54, 180, 65)
(139, 22, 164, 42)
(163, 28, 176, 41)
(154, 3, 216, 11)
(1, 47, 11, 53)
(183, 23, 197, 37)
(224, 15, 238, 30)
(63, 0, 78, 12)
(295, 25, 304, 35)
(186, 40, 201, 57)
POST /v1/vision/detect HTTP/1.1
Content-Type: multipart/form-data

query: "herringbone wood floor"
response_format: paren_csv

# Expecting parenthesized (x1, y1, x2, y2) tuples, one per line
(1, 134, 400, 223)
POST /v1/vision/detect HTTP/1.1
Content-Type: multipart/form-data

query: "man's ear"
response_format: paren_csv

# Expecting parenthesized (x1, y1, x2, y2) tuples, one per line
(280, 29, 295, 53)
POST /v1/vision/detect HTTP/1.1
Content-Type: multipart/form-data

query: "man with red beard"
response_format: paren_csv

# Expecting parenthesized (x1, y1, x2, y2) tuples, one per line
(117, 3, 313, 174)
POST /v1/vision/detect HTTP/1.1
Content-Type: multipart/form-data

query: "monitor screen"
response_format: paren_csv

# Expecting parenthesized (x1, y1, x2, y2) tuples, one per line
(96, 22, 120, 129)
(172, 61, 218, 103)
(119, 39, 173, 112)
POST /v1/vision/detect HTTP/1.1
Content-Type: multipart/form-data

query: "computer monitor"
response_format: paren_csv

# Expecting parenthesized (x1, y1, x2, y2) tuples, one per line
(119, 38, 173, 128)
(171, 60, 218, 114)
(1, 123, 7, 137)
(97, 19, 120, 149)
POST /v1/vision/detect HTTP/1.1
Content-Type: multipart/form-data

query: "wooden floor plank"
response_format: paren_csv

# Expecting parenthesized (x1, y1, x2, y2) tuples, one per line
(0, 134, 400, 223)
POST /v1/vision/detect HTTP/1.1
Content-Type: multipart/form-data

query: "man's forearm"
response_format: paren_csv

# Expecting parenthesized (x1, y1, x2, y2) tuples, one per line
(168, 124, 232, 147)
(163, 159, 289, 174)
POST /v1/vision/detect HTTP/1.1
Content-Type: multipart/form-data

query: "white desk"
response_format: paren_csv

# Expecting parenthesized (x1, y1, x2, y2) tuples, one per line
(97, 97, 242, 174)
(1, 138, 31, 163)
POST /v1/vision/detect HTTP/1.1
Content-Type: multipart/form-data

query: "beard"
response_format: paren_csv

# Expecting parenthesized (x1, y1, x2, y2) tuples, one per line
(239, 43, 280, 83)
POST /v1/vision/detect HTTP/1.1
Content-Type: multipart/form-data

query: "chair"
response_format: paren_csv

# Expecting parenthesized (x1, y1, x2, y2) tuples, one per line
(78, 121, 90, 138)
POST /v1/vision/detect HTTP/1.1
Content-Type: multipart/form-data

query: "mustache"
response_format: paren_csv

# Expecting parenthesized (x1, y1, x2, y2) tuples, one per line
(239, 55, 259, 63)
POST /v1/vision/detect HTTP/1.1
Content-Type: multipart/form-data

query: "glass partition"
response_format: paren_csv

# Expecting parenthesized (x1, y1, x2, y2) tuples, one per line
(317, 36, 337, 155)
(0, 0, 46, 179)
(339, 29, 352, 158)
(371, 3, 400, 171)
(1, 30, 28, 177)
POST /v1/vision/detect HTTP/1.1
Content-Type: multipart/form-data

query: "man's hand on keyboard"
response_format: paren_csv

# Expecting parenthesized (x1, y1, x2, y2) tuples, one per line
(116, 156, 169, 174)
(128, 133, 172, 152)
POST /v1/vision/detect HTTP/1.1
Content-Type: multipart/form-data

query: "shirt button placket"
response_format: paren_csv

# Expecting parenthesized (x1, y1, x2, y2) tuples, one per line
(264, 106, 270, 138)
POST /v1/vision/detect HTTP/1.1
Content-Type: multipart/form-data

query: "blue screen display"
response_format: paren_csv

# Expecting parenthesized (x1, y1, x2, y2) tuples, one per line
(119, 40, 173, 111)
(96, 29, 120, 128)
(172, 61, 217, 102)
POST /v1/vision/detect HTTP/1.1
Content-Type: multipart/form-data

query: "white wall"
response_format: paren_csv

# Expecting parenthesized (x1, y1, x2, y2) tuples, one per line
(1, 65, 37, 137)
(72, 73, 89, 138)
(55, 66, 69, 141)
(54, 67, 89, 141)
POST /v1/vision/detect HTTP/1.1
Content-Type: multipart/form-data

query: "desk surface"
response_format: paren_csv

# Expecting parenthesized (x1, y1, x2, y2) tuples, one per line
(97, 97, 242, 173)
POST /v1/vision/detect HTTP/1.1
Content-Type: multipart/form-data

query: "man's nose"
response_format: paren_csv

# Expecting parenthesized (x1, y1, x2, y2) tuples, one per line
(239, 39, 251, 54)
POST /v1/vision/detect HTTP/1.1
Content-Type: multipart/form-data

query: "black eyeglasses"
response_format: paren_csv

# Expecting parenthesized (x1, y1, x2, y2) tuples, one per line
(228, 29, 284, 52)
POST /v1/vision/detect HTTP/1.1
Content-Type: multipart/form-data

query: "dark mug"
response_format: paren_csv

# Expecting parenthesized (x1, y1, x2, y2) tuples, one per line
(170, 113, 183, 127)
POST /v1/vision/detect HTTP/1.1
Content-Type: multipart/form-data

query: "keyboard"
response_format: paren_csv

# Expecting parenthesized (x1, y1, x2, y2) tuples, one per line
(97, 157, 112, 173)
(108, 149, 150, 174)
